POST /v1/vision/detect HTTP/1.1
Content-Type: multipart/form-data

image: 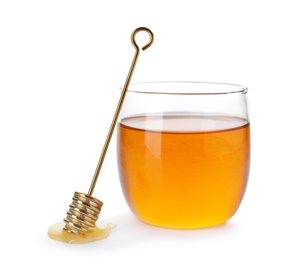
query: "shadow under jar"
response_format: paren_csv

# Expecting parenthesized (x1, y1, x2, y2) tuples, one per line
(117, 81, 250, 229)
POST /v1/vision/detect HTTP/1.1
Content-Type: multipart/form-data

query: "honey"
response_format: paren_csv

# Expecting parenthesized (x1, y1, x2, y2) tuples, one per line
(48, 221, 115, 244)
(117, 114, 250, 229)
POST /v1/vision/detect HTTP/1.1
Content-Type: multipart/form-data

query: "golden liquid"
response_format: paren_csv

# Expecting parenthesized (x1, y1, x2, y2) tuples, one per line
(48, 221, 115, 244)
(117, 114, 250, 229)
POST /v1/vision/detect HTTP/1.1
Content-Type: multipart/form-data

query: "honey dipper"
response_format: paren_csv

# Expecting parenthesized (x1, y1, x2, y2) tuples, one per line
(50, 27, 154, 237)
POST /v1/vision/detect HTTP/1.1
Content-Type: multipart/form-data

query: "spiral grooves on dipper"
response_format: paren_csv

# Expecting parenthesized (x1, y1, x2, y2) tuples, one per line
(63, 192, 103, 234)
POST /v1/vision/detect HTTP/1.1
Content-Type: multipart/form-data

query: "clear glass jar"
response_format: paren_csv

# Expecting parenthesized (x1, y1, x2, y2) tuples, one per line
(117, 81, 250, 229)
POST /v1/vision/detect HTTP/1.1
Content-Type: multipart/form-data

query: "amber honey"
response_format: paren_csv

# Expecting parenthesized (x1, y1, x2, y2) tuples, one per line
(117, 114, 250, 229)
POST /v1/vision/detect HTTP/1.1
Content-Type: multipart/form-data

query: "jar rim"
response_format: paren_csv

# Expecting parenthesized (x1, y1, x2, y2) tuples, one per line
(122, 81, 248, 95)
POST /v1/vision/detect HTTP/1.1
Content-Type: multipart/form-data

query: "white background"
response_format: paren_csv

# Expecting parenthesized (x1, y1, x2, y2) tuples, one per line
(0, 0, 302, 259)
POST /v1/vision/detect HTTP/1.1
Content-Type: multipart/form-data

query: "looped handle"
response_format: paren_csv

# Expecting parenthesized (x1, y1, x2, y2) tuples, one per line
(131, 27, 154, 51)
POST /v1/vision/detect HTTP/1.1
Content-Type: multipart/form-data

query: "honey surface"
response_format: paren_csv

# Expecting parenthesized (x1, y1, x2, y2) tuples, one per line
(117, 114, 250, 229)
(48, 221, 115, 244)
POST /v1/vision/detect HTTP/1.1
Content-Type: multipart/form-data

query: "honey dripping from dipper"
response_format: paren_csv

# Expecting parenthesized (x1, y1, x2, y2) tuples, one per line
(48, 27, 154, 243)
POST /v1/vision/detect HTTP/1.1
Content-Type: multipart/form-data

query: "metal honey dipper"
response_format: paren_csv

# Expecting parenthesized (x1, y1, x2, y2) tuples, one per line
(49, 27, 154, 239)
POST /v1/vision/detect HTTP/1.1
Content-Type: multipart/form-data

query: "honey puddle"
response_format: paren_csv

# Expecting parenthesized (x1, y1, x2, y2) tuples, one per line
(48, 221, 116, 244)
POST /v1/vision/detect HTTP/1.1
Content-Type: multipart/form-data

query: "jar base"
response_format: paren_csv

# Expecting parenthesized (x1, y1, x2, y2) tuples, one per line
(135, 216, 230, 230)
